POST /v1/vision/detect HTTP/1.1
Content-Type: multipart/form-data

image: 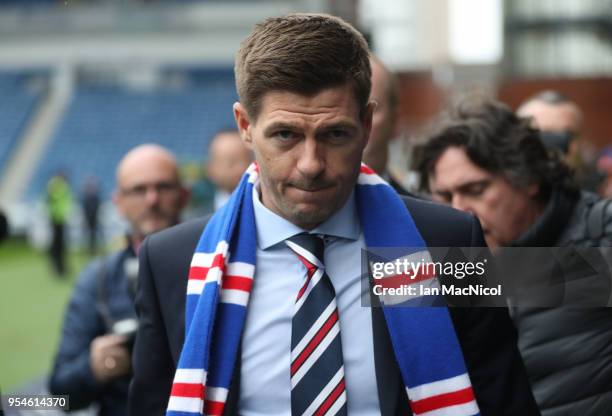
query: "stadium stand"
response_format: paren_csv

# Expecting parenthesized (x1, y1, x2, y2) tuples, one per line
(0, 71, 46, 179)
(26, 68, 237, 200)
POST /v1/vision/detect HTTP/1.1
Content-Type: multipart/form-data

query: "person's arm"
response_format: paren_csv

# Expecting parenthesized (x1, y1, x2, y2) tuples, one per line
(48, 261, 106, 409)
(450, 215, 540, 416)
(128, 236, 175, 416)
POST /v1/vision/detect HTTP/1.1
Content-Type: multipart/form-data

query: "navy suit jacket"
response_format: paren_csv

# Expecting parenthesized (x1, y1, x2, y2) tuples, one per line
(128, 196, 539, 415)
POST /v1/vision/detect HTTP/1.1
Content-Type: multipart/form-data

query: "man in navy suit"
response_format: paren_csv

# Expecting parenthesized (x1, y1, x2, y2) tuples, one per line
(129, 13, 538, 416)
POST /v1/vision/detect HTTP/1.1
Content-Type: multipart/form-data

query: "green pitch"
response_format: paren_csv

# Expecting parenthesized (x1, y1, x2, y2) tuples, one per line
(0, 239, 90, 391)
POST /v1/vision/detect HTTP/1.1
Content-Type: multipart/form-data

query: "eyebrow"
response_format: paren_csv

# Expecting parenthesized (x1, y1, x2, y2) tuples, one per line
(432, 177, 489, 192)
(320, 122, 359, 133)
(263, 121, 359, 137)
(263, 122, 298, 137)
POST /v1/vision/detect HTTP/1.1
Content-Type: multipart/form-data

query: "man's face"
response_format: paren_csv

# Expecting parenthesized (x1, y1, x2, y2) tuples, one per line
(114, 153, 188, 241)
(208, 131, 252, 192)
(234, 84, 373, 230)
(428, 147, 540, 249)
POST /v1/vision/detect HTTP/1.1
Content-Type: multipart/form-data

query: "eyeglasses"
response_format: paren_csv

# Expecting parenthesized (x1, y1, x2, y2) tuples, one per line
(120, 181, 180, 199)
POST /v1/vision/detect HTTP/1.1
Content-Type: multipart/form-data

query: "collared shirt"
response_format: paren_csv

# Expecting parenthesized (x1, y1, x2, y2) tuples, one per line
(239, 186, 380, 415)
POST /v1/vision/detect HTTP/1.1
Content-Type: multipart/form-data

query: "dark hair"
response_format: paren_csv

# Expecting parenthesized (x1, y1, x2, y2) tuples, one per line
(416, 99, 573, 202)
(235, 13, 371, 120)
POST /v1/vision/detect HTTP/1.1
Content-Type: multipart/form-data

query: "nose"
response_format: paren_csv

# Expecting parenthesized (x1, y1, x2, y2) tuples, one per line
(451, 194, 471, 213)
(296, 137, 325, 179)
(144, 187, 161, 206)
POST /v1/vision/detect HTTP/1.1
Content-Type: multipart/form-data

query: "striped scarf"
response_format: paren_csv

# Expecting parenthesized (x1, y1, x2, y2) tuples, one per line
(166, 163, 480, 416)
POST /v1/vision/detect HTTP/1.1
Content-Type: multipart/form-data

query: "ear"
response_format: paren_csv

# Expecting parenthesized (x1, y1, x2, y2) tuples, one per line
(362, 101, 376, 148)
(233, 102, 253, 149)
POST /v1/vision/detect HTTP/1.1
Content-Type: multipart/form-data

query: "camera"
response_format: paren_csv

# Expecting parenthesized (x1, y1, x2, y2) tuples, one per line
(111, 318, 138, 351)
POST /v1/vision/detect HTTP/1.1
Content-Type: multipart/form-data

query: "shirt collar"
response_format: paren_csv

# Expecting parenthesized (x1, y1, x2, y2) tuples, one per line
(252, 184, 360, 250)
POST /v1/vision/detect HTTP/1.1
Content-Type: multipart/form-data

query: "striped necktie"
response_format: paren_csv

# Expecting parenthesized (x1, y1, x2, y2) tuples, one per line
(285, 233, 347, 416)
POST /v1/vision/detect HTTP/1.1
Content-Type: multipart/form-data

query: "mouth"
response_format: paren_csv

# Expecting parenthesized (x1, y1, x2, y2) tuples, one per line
(294, 186, 327, 192)
(290, 185, 334, 195)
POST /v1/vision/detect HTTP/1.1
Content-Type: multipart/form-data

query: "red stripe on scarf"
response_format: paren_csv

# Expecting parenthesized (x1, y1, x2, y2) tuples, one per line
(204, 400, 225, 415)
(360, 165, 376, 175)
(410, 386, 476, 414)
(170, 382, 205, 399)
(222, 275, 254, 292)
(188, 254, 226, 280)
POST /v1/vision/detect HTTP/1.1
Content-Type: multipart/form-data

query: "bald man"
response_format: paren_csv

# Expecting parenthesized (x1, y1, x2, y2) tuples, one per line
(49, 144, 189, 416)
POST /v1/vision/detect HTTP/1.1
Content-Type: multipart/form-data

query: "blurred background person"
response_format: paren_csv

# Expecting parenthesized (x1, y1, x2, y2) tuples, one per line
(516, 90, 605, 192)
(205, 128, 252, 210)
(0, 208, 8, 243)
(362, 56, 405, 191)
(81, 176, 101, 256)
(362, 54, 424, 197)
(517, 90, 582, 156)
(417, 99, 612, 415)
(46, 171, 73, 277)
(49, 144, 189, 416)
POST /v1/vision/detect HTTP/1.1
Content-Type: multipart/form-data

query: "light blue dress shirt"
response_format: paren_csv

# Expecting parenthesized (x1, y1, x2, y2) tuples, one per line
(239, 186, 381, 415)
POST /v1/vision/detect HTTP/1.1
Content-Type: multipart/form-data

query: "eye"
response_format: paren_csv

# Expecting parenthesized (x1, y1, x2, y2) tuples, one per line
(462, 181, 489, 197)
(274, 130, 296, 141)
(325, 129, 350, 143)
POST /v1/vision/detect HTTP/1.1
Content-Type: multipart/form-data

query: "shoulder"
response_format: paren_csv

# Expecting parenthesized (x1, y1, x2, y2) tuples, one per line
(400, 195, 484, 247)
(564, 191, 612, 245)
(71, 249, 127, 295)
(72, 256, 105, 292)
(144, 216, 209, 257)
(140, 217, 210, 288)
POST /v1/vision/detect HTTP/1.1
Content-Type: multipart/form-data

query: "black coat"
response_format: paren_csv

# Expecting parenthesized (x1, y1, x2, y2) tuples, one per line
(128, 196, 539, 415)
(511, 189, 612, 416)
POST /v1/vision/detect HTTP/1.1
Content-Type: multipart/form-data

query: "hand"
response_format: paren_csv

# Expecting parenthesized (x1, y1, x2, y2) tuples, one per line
(90, 334, 131, 383)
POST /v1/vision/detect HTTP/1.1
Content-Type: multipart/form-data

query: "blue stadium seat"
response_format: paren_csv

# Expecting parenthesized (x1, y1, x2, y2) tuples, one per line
(0, 71, 45, 178)
(26, 68, 238, 200)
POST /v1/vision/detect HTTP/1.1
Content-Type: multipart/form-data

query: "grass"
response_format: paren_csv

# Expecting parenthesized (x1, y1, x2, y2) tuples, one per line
(0, 238, 90, 392)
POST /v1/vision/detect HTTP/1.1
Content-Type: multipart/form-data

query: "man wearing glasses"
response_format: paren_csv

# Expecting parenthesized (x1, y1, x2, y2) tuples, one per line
(49, 144, 190, 416)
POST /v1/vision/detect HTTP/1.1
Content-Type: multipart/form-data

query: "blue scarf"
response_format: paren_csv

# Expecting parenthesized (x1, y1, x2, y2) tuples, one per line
(166, 163, 480, 416)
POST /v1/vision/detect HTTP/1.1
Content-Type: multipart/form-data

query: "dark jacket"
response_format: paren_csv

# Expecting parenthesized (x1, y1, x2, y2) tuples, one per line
(49, 246, 137, 416)
(128, 196, 539, 416)
(511, 188, 612, 416)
